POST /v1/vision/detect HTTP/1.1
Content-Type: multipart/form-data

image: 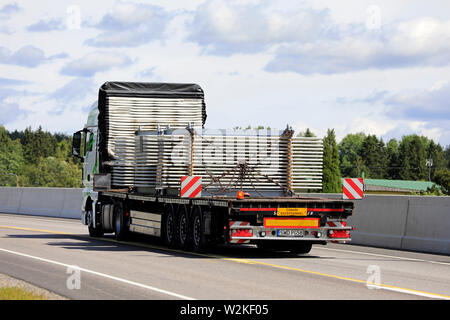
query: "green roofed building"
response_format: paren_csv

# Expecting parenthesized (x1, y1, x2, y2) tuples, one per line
(363, 179, 436, 195)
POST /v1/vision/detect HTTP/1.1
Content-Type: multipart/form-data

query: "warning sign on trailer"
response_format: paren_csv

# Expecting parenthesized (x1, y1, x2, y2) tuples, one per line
(343, 178, 364, 200)
(180, 176, 202, 198)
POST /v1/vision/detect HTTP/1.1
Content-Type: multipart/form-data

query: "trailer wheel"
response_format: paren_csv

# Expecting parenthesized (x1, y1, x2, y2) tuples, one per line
(191, 207, 207, 252)
(114, 202, 128, 241)
(290, 242, 313, 255)
(162, 204, 177, 248)
(177, 205, 190, 250)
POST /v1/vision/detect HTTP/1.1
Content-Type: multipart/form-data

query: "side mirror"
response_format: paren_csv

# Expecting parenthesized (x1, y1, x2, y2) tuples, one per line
(72, 130, 84, 162)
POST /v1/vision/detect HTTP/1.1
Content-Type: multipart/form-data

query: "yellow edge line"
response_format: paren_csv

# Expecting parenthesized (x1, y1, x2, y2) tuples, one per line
(0, 225, 70, 235)
(1, 225, 449, 299)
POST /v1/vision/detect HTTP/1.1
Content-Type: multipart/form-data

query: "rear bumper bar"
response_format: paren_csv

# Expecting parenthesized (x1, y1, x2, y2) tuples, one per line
(229, 224, 352, 243)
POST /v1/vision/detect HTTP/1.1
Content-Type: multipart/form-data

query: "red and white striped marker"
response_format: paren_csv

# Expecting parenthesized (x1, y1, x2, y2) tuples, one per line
(343, 178, 364, 200)
(229, 221, 251, 244)
(180, 176, 202, 198)
(326, 221, 347, 227)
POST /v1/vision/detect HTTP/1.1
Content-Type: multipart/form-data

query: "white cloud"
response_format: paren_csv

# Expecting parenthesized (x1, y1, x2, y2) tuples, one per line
(0, 2, 21, 19)
(26, 18, 65, 32)
(1, 0, 449, 148)
(186, 1, 450, 74)
(188, 0, 334, 54)
(266, 17, 450, 74)
(0, 44, 67, 68)
(61, 51, 132, 77)
(85, 2, 172, 47)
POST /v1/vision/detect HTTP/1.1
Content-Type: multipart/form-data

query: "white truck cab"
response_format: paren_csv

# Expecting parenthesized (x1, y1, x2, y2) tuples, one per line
(72, 102, 99, 226)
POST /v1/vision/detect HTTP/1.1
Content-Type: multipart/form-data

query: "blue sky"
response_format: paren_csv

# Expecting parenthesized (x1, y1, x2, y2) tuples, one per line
(0, 0, 449, 146)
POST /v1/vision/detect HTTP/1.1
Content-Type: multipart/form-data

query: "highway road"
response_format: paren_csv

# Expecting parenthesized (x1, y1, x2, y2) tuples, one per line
(0, 213, 449, 300)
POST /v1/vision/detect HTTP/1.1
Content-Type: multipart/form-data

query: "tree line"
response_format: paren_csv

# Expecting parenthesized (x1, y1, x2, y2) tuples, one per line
(0, 125, 449, 195)
(317, 129, 450, 195)
(0, 126, 82, 188)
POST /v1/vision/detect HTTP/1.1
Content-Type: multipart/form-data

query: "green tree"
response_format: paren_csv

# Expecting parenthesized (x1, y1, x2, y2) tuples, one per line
(445, 145, 450, 169)
(386, 139, 400, 180)
(297, 128, 315, 137)
(20, 156, 81, 188)
(359, 135, 387, 179)
(398, 135, 428, 180)
(21, 126, 58, 164)
(0, 126, 24, 186)
(426, 140, 446, 180)
(433, 169, 450, 195)
(338, 133, 366, 178)
(322, 129, 341, 193)
(1, 126, 81, 188)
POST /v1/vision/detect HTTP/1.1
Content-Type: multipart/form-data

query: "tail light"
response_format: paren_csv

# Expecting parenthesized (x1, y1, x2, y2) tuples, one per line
(231, 229, 253, 237)
(328, 229, 351, 238)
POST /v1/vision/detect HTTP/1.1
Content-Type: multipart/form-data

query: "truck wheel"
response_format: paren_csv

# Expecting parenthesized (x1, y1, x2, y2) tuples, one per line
(177, 205, 190, 250)
(88, 225, 104, 237)
(114, 202, 128, 241)
(290, 242, 313, 254)
(162, 204, 177, 248)
(191, 207, 207, 252)
(87, 209, 104, 237)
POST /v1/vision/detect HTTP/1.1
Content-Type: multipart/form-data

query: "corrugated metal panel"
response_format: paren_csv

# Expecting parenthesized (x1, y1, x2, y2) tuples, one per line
(133, 130, 324, 195)
(292, 137, 323, 190)
(192, 131, 289, 192)
(104, 96, 204, 187)
(135, 131, 190, 188)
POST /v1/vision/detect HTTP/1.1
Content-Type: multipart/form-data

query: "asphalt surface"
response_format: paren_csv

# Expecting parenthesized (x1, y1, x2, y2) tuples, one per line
(0, 213, 449, 300)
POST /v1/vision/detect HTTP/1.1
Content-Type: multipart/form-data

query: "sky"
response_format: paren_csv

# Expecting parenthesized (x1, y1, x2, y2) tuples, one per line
(0, 0, 449, 146)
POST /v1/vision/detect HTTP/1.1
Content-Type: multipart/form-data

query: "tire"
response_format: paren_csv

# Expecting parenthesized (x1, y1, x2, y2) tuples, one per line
(114, 202, 128, 241)
(191, 207, 208, 252)
(290, 242, 313, 254)
(162, 204, 177, 248)
(87, 209, 104, 237)
(177, 205, 190, 250)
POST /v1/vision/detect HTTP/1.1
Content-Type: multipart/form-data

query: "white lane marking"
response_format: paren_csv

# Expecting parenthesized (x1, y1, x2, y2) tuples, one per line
(0, 247, 195, 300)
(2, 218, 448, 299)
(315, 246, 450, 266)
(367, 284, 450, 300)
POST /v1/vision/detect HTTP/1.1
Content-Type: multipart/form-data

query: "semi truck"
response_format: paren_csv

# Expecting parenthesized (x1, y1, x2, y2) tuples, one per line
(72, 82, 354, 254)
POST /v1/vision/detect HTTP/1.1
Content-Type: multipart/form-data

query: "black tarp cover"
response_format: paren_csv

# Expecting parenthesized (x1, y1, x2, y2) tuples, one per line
(98, 81, 206, 123)
(97, 81, 207, 170)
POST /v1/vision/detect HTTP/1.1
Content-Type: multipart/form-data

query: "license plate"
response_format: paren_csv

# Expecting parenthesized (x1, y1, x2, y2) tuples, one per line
(277, 208, 307, 216)
(277, 229, 304, 237)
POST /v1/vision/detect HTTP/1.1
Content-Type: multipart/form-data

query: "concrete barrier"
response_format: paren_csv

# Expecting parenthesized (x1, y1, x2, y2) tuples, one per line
(349, 195, 410, 249)
(0, 187, 82, 219)
(300, 193, 450, 255)
(0, 188, 449, 254)
(61, 189, 83, 219)
(401, 196, 450, 254)
(0, 187, 23, 214)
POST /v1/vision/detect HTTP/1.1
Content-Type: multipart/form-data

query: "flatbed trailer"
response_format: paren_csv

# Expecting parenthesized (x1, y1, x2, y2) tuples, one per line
(85, 189, 354, 253)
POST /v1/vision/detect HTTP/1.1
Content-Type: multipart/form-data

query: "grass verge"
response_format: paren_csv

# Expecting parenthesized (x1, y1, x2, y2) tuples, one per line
(0, 286, 47, 300)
